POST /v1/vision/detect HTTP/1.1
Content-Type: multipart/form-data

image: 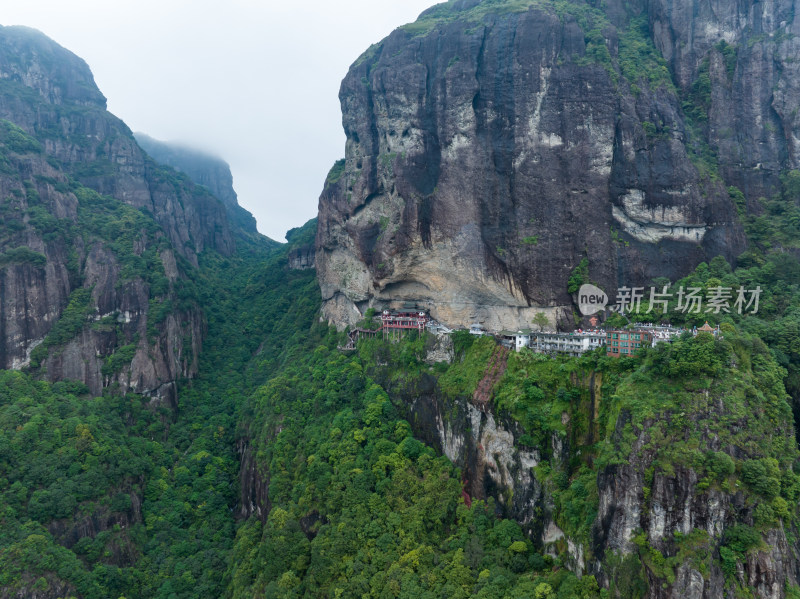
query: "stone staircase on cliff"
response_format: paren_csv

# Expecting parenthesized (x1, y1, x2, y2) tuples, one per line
(472, 345, 510, 411)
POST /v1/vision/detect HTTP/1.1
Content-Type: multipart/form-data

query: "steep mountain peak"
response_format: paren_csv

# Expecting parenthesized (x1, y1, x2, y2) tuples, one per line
(0, 26, 241, 402)
(134, 132, 259, 234)
(0, 24, 106, 107)
(135, 133, 230, 172)
(317, 0, 796, 331)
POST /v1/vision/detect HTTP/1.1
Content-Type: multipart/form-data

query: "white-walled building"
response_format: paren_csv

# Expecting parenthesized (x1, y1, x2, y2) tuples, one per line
(517, 330, 606, 356)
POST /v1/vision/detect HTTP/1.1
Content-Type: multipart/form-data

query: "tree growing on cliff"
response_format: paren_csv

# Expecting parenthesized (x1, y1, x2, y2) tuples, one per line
(532, 313, 549, 331)
(567, 258, 589, 294)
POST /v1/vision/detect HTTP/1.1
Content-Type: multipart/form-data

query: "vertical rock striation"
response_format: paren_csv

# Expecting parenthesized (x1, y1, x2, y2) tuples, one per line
(135, 132, 259, 234)
(0, 25, 251, 402)
(316, 0, 800, 330)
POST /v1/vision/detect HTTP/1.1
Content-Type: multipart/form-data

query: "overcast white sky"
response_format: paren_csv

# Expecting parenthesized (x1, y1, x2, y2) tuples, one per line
(1, 0, 436, 241)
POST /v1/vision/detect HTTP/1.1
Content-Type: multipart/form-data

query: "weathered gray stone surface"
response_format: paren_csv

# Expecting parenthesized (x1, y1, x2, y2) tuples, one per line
(0, 25, 247, 402)
(317, 0, 798, 331)
(375, 356, 800, 598)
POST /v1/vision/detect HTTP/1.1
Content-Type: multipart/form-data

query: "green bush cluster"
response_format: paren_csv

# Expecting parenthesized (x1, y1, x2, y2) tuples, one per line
(618, 17, 675, 92)
(0, 119, 42, 154)
(0, 246, 46, 269)
(720, 525, 762, 577)
(324, 159, 345, 187)
(101, 344, 138, 377)
(740, 458, 781, 499)
(567, 257, 589, 294)
(29, 288, 94, 368)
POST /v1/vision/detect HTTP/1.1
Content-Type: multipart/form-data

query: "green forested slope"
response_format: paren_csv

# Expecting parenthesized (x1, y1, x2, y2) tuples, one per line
(223, 325, 798, 597)
(5, 204, 800, 597)
(5, 9, 800, 599)
(227, 335, 567, 598)
(0, 228, 318, 598)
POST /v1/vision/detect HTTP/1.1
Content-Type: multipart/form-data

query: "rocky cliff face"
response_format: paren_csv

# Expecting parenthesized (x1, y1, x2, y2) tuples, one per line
(135, 132, 259, 234)
(286, 217, 317, 269)
(316, 0, 798, 330)
(0, 25, 245, 403)
(0, 27, 234, 264)
(589, 354, 800, 597)
(385, 369, 545, 529)
(371, 336, 800, 597)
(645, 0, 800, 201)
(287, 244, 316, 270)
(368, 357, 595, 579)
